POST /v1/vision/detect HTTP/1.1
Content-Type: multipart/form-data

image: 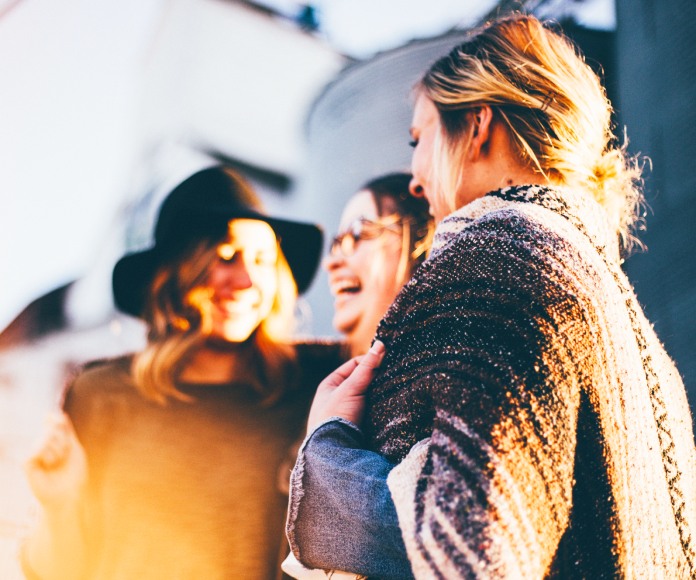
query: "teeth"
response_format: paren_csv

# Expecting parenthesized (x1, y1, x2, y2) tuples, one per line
(332, 278, 361, 295)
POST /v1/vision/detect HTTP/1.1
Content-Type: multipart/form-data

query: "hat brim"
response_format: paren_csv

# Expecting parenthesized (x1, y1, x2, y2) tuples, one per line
(113, 211, 323, 318)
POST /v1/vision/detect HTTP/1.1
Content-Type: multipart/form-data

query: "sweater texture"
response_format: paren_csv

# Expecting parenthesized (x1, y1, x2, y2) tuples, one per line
(367, 185, 696, 578)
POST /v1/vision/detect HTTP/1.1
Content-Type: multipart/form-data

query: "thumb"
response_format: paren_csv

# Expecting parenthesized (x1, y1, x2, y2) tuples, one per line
(339, 340, 385, 395)
(362, 340, 385, 369)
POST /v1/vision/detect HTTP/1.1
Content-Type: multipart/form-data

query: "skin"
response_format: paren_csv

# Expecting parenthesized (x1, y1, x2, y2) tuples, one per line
(203, 219, 278, 344)
(409, 94, 545, 221)
(25, 413, 87, 508)
(408, 95, 450, 222)
(306, 340, 385, 435)
(181, 219, 280, 384)
(23, 414, 88, 580)
(324, 190, 405, 357)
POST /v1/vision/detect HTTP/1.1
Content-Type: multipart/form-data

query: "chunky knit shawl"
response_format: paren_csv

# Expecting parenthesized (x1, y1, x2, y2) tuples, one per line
(366, 185, 696, 578)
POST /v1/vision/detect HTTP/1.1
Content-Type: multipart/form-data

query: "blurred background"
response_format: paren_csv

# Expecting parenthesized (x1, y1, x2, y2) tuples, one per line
(0, 0, 694, 575)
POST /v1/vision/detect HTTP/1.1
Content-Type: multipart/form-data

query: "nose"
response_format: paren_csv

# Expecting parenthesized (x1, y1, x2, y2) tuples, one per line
(409, 177, 425, 198)
(225, 259, 253, 289)
(323, 251, 343, 273)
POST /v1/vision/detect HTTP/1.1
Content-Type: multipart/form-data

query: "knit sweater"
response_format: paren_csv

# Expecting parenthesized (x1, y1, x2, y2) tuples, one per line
(367, 185, 696, 578)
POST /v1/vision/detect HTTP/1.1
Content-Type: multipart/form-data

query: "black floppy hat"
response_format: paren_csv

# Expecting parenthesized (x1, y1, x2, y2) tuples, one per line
(112, 166, 323, 318)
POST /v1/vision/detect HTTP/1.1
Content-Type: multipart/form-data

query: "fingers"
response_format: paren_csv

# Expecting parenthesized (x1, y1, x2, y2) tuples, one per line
(306, 341, 386, 432)
(337, 340, 385, 396)
(362, 340, 386, 369)
(28, 413, 76, 471)
(319, 340, 386, 391)
(320, 357, 363, 390)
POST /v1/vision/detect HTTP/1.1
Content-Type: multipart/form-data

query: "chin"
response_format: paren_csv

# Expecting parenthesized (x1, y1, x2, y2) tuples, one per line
(209, 331, 249, 344)
(215, 320, 260, 343)
(332, 315, 357, 338)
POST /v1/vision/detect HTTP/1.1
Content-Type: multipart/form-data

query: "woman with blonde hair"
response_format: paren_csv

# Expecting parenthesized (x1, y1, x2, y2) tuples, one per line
(285, 14, 696, 579)
(22, 165, 343, 579)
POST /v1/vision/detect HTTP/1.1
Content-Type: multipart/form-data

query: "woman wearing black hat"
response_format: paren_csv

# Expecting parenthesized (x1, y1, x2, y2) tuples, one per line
(22, 166, 344, 580)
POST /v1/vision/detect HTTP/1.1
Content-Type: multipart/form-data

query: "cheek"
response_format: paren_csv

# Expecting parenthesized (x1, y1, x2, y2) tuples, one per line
(364, 245, 402, 296)
(204, 269, 224, 292)
(412, 148, 425, 176)
(413, 138, 432, 174)
(257, 272, 278, 308)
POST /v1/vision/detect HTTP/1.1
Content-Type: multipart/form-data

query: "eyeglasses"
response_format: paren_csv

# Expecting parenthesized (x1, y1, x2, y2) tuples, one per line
(330, 215, 405, 257)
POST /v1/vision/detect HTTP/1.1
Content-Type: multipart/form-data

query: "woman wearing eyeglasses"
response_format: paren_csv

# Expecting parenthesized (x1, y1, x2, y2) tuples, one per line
(325, 173, 434, 358)
(278, 173, 432, 579)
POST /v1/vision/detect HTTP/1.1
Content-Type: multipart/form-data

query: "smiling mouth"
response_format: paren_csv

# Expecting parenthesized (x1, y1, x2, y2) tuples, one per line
(331, 278, 362, 297)
(215, 298, 260, 315)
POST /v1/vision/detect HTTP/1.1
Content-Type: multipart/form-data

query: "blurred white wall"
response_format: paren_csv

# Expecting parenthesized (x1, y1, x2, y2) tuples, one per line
(0, 0, 344, 333)
(0, 0, 164, 331)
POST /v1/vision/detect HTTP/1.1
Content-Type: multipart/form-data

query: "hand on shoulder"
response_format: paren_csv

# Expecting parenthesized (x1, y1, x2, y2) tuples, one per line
(306, 340, 385, 434)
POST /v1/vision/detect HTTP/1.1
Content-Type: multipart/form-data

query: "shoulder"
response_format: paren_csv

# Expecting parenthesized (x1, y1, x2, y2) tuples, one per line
(414, 206, 590, 302)
(379, 206, 594, 352)
(427, 188, 608, 288)
(442, 206, 565, 258)
(67, 354, 133, 396)
(63, 355, 136, 419)
(62, 354, 137, 447)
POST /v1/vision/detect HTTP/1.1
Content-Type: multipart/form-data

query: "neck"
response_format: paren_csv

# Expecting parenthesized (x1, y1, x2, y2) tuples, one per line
(343, 319, 374, 357)
(179, 341, 248, 384)
(459, 119, 550, 206)
(348, 336, 371, 358)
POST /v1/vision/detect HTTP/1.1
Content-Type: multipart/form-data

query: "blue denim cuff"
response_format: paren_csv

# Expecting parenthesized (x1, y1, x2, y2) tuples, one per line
(305, 416, 364, 445)
(286, 418, 413, 580)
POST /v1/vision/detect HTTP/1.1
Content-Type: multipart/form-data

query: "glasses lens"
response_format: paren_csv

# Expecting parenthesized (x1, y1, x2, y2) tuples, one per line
(342, 233, 356, 255)
(330, 235, 342, 255)
(331, 218, 405, 256)
(331, 220, 362, 256)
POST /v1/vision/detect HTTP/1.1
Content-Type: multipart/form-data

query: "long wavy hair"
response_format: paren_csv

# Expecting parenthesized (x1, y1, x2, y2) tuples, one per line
(131, 233, 298, 405)
(419, 13, 645, 254)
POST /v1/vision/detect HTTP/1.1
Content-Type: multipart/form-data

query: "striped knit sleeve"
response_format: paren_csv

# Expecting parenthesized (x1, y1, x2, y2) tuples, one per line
(378, 214, 589, 577)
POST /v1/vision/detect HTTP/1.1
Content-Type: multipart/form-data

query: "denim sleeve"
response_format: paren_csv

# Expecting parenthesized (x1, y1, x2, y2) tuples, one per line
(286, 418, 413, 580)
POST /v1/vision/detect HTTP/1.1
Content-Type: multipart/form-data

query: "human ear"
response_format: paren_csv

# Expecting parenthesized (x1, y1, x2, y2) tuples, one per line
(467, 105, 494, 161)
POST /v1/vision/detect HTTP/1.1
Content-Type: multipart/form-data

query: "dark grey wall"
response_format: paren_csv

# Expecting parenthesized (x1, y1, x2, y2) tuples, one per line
(615, 0, 696, 409)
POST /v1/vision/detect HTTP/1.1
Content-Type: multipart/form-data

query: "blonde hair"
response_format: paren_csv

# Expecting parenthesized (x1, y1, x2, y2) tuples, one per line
(420, 13, 645, 254)
(132, 235, 298, 405)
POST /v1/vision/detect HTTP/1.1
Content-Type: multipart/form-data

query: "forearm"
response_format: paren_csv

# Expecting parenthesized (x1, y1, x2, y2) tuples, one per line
(22, 502, 87, 580)
(287, 418, 413, 580)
